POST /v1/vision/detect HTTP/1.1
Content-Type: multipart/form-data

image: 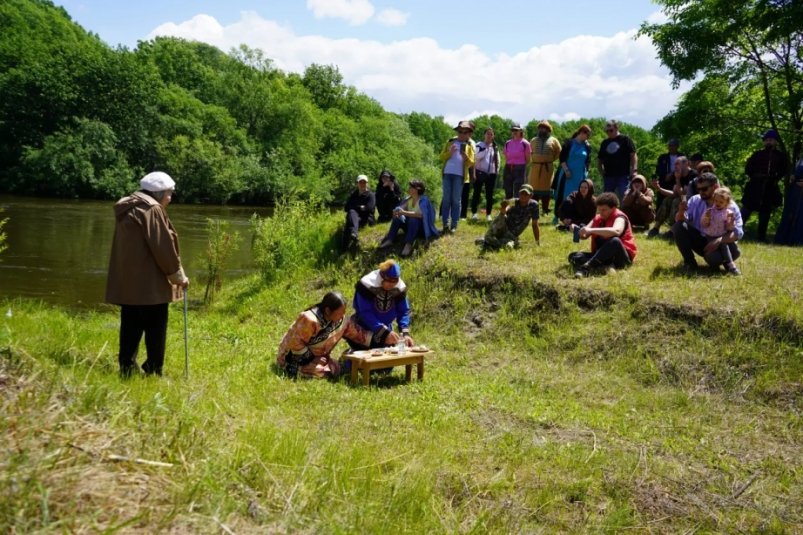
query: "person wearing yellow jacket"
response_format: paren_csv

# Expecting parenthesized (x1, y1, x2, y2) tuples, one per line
(439, 121, 475, 233)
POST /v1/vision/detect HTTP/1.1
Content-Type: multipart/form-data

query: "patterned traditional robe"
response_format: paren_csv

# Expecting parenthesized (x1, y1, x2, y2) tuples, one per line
(528, 136, 562, 196)
(277, 306, 371, 378)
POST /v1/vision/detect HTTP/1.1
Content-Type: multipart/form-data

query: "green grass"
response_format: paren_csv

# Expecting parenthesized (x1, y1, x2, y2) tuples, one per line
(1, 218, 801, 533)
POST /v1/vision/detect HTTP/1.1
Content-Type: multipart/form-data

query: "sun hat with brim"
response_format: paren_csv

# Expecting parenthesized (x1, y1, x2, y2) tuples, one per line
(453, 120, 474, 132)
(510, 123, 523, 131)
(140, 171, 175, 192)
(518, 184, 533, 195)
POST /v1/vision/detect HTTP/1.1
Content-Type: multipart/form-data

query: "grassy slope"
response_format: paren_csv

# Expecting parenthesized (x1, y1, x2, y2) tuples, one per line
(1, 220, 801, 534)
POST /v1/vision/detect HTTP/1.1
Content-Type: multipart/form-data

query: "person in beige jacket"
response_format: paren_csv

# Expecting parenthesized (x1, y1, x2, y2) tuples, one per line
(106, 171, 189, 377)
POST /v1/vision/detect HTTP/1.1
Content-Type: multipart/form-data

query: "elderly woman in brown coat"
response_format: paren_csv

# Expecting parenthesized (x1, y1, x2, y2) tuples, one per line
(106, 172, 189, 377)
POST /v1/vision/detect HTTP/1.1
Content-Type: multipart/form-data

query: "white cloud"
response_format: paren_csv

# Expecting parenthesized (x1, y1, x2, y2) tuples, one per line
(306, 0, 375, 26)
(646, 10, 668, 25)
(147, 13, 687, 129)
(376, 8, 409, 27)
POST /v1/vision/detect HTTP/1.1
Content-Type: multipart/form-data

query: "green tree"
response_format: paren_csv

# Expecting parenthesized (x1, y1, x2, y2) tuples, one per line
(302, 64, 346, 110)
(21, 117, 136, 198)
(641, 0, 803, 162)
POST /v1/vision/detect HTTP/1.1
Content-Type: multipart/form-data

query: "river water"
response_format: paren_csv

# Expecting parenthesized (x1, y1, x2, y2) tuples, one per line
(0, 195, 272, 308)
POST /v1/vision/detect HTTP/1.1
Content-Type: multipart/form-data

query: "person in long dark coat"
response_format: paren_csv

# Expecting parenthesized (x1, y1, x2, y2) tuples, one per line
(741, 129, 789, 241)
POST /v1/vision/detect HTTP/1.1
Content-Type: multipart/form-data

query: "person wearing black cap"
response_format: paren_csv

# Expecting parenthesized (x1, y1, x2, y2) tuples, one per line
(376, 169, 402, 223)
(742, 129, 789, 241)
(475, 183, 540, 250)
(106, 171, 189, 377)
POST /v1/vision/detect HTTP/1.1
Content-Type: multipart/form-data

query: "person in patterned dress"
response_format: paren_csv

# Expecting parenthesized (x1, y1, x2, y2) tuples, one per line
(277, 291, 371, 379)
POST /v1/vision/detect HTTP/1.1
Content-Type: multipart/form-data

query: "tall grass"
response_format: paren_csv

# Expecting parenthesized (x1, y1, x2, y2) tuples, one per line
(200, 218, 242, 304)
(250, 198, 341, 284)
(1, 218, 801, 533)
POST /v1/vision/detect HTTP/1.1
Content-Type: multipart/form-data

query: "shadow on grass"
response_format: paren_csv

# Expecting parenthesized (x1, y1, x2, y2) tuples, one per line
(649, 264, 723, 280)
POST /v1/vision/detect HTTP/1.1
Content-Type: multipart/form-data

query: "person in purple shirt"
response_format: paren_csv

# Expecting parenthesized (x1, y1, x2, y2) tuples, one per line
(672, 172, 744, 273)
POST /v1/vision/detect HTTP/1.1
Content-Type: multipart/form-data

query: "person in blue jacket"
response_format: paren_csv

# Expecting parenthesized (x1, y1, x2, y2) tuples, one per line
(348, 259, 415, 352)
(378, 179, 440, 257)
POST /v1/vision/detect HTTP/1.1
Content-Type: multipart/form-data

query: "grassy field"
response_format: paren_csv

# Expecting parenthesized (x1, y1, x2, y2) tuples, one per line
(1, 217, 801, 534)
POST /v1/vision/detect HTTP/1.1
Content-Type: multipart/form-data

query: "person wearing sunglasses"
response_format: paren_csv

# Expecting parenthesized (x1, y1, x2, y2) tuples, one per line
(672, 172, 744, 273)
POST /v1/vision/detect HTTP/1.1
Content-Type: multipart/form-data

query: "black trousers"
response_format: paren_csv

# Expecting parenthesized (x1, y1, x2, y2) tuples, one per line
(672, 220, 741, 268)
(569, 237, 631, 270)
(119, 303, 169, 376)
(460, 181, 470, 218)
(739, 206, 773, 241)
(343, 210, 371, 245)
(471, 171, 496, 216)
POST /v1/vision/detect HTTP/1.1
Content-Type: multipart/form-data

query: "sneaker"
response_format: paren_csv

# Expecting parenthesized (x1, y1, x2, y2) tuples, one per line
(474, 238, 486, 246)
(486, 214, 493, 222)
(460, 217, 467, 222)
(505, 241, 515, 250)
(401, 243, 413, 257)
(471, 213, 478, 221)
(605, 266, 617, 275)
(725, 264, 741, 276)
(646, 228, 660, 238)
(450, 227, 457, 234)
(574, 267, 589, 278)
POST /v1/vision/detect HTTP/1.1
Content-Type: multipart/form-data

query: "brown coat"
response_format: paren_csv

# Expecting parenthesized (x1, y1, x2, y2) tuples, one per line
(105, 192, 184, 305)
(622, 176, 656, 226)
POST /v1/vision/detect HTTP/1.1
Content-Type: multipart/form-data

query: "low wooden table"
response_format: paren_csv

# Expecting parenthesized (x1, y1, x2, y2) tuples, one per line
(343, 350, 432, 386)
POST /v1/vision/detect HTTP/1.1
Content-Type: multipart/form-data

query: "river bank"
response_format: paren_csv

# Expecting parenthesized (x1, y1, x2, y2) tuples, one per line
(1, 219, 801, 533)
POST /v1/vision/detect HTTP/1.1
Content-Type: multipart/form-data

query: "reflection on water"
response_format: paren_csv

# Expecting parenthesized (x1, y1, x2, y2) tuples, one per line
(0, 195, 272, 308)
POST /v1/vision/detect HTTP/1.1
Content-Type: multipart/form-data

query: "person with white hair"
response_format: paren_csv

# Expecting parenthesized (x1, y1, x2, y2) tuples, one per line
(105, 171, 189, 377)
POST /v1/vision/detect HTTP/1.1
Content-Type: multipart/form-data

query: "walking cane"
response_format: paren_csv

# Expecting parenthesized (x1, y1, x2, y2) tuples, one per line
(183, 288, 189, 379)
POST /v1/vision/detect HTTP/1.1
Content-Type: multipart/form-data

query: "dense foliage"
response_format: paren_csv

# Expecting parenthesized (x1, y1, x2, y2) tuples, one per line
(0, 1, 439, 203)
(0, 0, 667, 206)
(642, 0, 803, 191)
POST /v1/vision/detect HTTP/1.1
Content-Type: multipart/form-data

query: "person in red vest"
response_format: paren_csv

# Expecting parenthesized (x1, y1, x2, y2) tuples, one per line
(568, 192, 637, 277)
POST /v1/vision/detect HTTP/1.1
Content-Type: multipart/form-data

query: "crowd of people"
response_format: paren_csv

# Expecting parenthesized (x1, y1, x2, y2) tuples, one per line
(106, 120, 803, 379)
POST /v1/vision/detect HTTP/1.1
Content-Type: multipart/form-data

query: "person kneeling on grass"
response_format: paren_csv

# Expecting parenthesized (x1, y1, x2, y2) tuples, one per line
(475, 183, 540, 250)
(378, 179, 439, 257)
(672, 172, 744, 274)
(569, 192, 637, 277)
(277, 291, 372, 379)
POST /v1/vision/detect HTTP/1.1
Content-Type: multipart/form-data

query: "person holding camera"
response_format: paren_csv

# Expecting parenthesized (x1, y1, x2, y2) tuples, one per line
(568, 192, 637, 277)
(439, 121, 475, 234)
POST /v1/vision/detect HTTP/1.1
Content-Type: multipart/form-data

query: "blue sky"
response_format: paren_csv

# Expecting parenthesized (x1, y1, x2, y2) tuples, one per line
(54, 0, 682, 128)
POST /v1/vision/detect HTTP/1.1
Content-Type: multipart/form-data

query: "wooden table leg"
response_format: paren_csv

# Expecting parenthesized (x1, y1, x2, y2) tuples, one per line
(417, 358, 424, 380)
(405, 364, 412, 381)
(350, 360, 358, 385)
(362, 363, 371, 386)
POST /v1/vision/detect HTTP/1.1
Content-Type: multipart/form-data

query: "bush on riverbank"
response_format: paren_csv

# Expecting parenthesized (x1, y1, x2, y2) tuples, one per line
(1, 213, 801, 533)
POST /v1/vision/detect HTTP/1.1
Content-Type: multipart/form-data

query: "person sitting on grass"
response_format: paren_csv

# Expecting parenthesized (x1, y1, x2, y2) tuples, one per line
(701, 187, 740, 275)
(378, 179, 439, 257)
(475, 183, 540, 250)
(557, 178, 596, 230)
(348, 259, 415, 352)
(277, 291, 371, 379)
(621, 174, 655, 228)
(647, 156, 697, 239)
(342, 174, 375, 249)
(375, 169, 402, 223)
(672, 172, 744, 273)
(569, 192, 637, 277)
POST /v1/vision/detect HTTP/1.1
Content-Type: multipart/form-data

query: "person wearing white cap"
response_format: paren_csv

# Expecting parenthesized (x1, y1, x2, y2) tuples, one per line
(342, 174, 376, 249)
(105, 171, 189, 377)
